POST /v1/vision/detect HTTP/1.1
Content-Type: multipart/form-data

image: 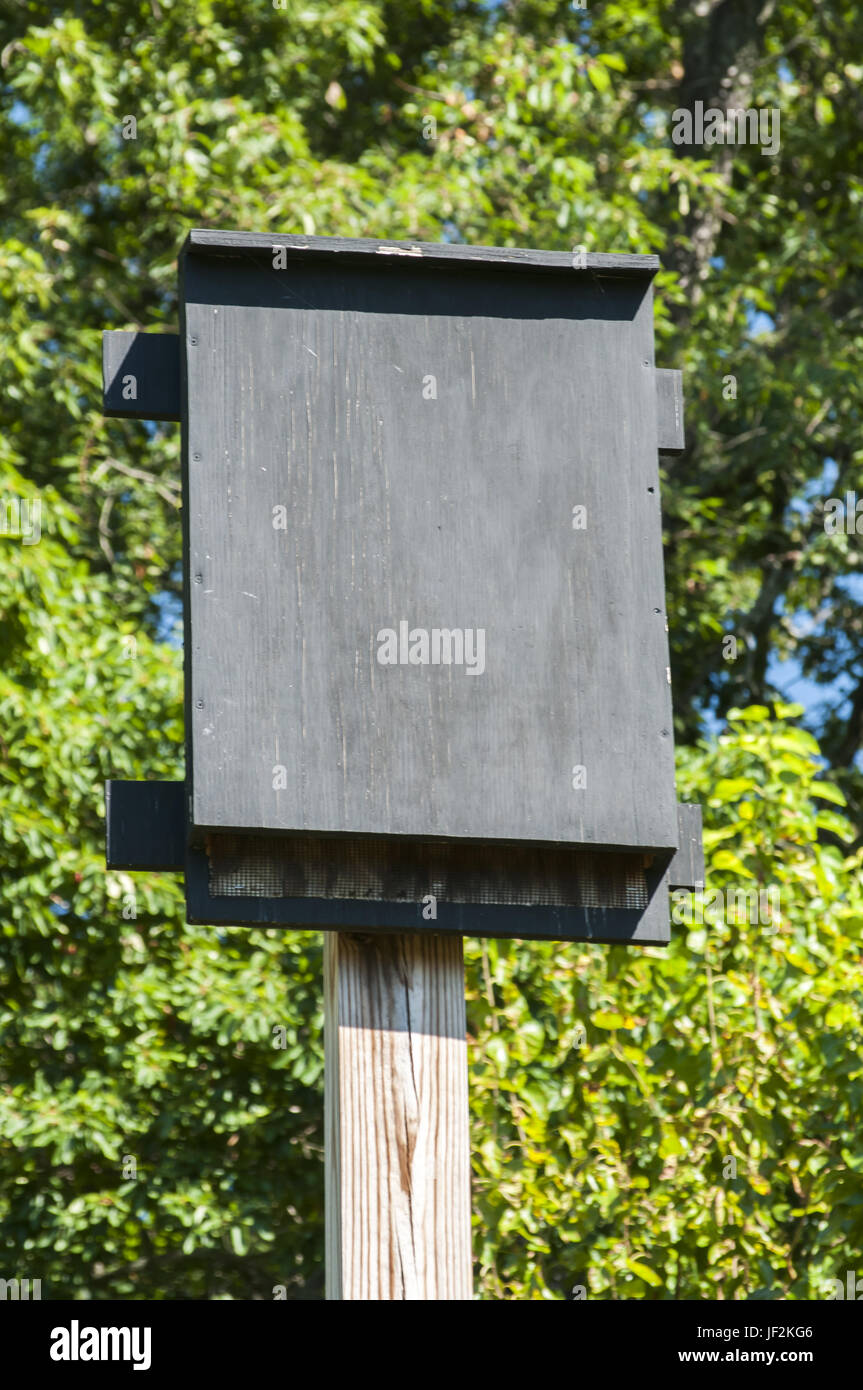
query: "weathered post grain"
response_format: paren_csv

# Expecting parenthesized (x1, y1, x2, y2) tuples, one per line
(324, 931, 472, 1300)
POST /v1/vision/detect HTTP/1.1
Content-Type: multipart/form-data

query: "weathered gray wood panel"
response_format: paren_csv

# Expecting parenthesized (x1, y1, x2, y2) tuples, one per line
(102, 331, 180, 421)
(185, 228, 659, 278)
(656, 367, 685, 453)
(180, 246, 678, 854)
(669, 802, 705, 889)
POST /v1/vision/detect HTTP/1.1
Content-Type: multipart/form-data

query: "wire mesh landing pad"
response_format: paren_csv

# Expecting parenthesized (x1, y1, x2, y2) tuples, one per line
(205, 833, 650, 910)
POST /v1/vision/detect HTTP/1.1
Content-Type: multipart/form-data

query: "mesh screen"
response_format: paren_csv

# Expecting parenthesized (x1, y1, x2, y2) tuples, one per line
(205, 833, 649, 910)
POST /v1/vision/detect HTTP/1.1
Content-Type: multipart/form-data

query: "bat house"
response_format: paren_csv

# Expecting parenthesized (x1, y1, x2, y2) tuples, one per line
(103, 230, 703, 942)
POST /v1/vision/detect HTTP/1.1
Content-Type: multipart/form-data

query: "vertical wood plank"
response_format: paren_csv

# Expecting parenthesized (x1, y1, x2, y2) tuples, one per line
(102, 330, 180, 421)
(325, 932, 472, 1300)
(655, 367, 685, 453)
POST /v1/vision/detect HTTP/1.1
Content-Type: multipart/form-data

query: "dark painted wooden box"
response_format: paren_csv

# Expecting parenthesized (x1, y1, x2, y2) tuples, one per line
(103, 231, 700, 942)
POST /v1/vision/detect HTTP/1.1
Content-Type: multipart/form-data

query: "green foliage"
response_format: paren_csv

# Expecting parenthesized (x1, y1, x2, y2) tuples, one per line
(468, 708, 863, 1299)
(0, 494, 324, 1298)
(1, 0, 861, 1298)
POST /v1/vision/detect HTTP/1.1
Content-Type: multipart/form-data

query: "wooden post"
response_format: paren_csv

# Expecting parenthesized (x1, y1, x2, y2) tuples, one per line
(324, 932, 472, 1300)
